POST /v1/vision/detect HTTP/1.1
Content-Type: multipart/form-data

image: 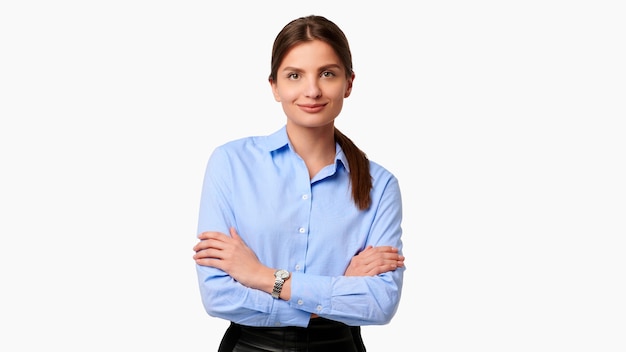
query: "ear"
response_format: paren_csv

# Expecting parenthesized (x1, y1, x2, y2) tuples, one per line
(344, 72, 355, 98)
(269, 78, 281, 102)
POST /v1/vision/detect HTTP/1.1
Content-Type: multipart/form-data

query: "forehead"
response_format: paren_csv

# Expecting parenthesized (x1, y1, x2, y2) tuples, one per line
(279, 40, 342, 69)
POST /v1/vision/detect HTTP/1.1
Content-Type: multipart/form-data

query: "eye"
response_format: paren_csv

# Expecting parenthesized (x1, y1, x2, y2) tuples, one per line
(287, 72, 300, 80)
(321, 71, 336, 78)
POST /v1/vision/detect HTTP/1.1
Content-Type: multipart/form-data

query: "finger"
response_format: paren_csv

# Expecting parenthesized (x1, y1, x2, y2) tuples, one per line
(368, 256, 403, 273)
(373, 246, 397, 253)
(193, 247, 228, 261)
(360, 246, 397, 258)
(373, 262, 401, 276)
(358, 248, 398, 264)
(193, 238, 212, 252)
(193, 238, 229, 253)
(194, 257, 224, 270)
(197, 231, 217, 240)
(229, 227, 240, 239)
(197, 231, 229, 240)
(193, 238, 217, 252)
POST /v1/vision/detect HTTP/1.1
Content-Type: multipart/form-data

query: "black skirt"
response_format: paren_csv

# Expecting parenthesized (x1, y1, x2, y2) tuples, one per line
(218, 317, 366, 352)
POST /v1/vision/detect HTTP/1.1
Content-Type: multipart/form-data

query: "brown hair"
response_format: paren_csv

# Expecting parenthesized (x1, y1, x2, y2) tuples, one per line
(269, 15, 372, 210)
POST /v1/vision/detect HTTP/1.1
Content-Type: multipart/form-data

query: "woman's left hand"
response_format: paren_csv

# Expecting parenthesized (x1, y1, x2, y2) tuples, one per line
(344, 245, 404, 277)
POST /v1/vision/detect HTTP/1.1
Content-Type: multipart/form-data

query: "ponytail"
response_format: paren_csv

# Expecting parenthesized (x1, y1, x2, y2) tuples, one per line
(334, 128, 372, 210)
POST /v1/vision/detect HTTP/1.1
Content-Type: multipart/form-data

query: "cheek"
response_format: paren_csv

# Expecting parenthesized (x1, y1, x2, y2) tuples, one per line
(277, 89, 299, 103)
(329, 86, 348, 101)
(271, 83, 282, 102)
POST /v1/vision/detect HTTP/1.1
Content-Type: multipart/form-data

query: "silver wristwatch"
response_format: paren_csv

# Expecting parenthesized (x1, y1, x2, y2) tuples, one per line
(272, 269, 290, 299)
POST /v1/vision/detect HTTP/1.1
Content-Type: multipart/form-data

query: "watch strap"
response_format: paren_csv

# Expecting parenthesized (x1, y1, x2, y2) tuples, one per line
(272, 269, 289, 299)
(271, 278, 284, 299)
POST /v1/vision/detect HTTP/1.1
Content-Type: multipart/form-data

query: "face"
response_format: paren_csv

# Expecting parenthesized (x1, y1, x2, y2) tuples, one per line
(270, 40, 354, 130)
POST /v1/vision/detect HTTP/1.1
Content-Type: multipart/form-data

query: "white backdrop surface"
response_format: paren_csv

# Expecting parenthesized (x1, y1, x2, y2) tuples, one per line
(1, 1, 624, 351)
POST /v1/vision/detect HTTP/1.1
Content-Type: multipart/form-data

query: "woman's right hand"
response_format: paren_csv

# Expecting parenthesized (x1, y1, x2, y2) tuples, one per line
(344, 246, 404, 277)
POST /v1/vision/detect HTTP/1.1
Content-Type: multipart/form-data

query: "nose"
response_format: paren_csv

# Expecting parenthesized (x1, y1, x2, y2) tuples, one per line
(304, 77, 322, 99)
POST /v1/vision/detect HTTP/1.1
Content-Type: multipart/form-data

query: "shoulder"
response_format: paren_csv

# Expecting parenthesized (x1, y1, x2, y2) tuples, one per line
(215, 135, 256, 152)
(213, 126, 288, 156)
(368, 159, 402, 195)
(212, 133, 268, 154)
(368, 160, 403, 210)
(369, 160, 397, 182)
(208, 136, 262, 167)
(208, 128, 288, 169)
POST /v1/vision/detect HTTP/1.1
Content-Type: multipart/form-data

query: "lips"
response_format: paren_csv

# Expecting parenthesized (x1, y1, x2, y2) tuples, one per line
(298, 103, 326, 113)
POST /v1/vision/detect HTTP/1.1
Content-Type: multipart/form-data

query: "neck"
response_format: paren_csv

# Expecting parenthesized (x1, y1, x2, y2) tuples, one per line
(286, 124, 336, 178)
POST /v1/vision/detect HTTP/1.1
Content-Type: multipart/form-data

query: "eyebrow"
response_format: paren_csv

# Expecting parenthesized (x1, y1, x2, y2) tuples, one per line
(281, 64, 343, 73)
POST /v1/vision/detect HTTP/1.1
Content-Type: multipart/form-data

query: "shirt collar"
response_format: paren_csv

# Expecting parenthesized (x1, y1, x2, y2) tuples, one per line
(264, 125, 350, 173)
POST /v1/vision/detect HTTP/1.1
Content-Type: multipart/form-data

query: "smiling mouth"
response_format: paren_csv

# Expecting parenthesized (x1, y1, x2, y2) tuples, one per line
(298, 104, 326, 112)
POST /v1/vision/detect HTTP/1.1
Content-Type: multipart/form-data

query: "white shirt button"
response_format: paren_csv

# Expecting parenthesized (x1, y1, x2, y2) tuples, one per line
(299, 227, 305, 233)
(298, 299, 304, 305)
(302, 194, 308, 200)
(316, 305, 322, 312)
(295, 264, 301, 271)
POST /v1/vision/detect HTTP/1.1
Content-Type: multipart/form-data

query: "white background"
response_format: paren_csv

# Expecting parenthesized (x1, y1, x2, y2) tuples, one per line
(1, 1, 624, 351)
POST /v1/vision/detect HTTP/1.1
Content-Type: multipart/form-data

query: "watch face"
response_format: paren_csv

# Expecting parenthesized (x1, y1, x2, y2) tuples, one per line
(275, 269, 290, 279)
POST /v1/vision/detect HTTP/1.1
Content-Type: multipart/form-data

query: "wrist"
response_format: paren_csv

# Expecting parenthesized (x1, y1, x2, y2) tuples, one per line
(271, 269, 290, 299)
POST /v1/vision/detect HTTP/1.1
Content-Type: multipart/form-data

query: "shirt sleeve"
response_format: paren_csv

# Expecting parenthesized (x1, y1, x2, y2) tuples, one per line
(195, 147, 311, 327)
(288, 175, 405, 326)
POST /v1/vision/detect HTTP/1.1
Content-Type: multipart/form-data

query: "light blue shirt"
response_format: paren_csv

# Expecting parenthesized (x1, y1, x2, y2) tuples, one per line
(196, 126, 404, 327)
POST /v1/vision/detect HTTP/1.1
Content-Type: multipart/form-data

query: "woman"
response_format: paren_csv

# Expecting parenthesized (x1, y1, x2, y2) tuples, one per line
(193, 15, 405, 351)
